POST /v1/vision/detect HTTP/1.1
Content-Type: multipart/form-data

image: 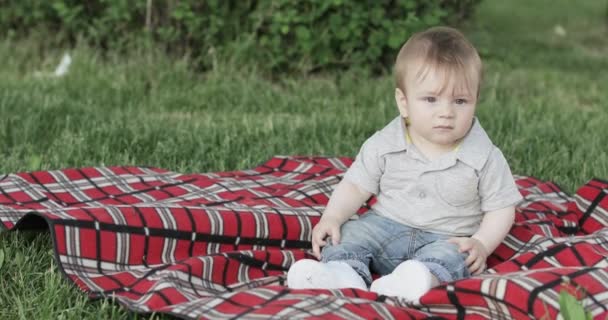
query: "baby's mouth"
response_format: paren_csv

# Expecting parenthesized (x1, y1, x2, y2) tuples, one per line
(434, 125, 454, 130)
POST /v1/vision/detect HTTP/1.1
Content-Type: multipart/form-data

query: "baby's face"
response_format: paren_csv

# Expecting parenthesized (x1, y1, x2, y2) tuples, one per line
(396, 65, 478, 152)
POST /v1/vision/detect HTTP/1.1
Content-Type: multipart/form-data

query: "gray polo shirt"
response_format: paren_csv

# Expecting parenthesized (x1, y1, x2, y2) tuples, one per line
(343, 116, 522, 236)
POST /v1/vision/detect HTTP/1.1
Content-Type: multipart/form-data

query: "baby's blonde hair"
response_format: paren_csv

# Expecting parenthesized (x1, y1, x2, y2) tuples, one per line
(394, 26, 482, 98)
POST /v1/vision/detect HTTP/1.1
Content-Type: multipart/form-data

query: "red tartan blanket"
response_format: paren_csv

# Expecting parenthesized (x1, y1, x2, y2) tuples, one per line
(1, 156, 607, 319)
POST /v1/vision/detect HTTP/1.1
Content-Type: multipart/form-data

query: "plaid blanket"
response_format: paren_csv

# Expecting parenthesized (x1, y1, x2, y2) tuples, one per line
(1, 156, 607, 319)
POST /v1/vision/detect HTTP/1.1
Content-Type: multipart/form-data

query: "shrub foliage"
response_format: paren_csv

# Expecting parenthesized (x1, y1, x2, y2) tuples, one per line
(0, 0, 481, 72)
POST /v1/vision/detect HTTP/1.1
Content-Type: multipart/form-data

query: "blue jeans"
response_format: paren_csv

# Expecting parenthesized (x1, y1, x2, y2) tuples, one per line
(321, 211, 470, 285)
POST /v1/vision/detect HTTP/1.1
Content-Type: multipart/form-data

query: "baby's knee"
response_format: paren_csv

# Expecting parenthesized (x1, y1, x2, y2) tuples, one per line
(414, 242, 470, 282)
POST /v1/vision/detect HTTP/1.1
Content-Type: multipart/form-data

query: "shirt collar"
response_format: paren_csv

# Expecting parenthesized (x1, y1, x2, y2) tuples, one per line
(377, 116, 409, 153)
(455, 118, 493, 171)
(379, 116, 493, 171)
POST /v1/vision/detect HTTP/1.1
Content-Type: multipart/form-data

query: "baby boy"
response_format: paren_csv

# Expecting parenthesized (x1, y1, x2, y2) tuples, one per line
(287, 26, 522, 302)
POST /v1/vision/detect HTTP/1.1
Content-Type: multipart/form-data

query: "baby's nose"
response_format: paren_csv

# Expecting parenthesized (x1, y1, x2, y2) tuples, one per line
(438, 105, 455, 118)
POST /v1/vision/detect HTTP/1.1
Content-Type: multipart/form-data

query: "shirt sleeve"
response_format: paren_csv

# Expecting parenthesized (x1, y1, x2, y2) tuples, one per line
(478, 148, 523, 212)
(342, 132, 384, 195)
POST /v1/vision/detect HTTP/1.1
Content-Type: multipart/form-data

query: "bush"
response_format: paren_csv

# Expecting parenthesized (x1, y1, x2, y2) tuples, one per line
(0, 0, 482, 73)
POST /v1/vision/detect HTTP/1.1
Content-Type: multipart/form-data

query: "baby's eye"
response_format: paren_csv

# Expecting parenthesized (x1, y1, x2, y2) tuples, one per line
(424, 97, 436, 103)
(454, 98, 468, 105)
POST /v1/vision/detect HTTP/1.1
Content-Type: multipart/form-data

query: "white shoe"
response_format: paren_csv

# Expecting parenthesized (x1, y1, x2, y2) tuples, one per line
(370, 260, 433, 302)
(287, 259, 367, 290)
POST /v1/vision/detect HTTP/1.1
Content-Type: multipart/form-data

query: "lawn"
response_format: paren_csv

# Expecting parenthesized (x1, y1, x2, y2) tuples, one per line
(0, 0, 607, 319)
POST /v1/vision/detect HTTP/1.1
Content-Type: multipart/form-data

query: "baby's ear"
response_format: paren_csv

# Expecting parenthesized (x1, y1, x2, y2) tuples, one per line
(395, 88, 408, 118)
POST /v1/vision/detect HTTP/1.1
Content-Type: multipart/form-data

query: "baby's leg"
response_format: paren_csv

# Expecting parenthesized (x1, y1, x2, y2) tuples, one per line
(412, 239, 470, 283)
(288, 211, 398, 289)
(370, 240, 468, 302)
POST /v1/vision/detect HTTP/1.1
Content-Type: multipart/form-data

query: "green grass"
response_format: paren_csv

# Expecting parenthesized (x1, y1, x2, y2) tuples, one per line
(1, 0, 607, 319)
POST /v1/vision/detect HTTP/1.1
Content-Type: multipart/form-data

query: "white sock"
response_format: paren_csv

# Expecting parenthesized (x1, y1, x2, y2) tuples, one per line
(325, 261, 368, 289)
(287, 259, 367, 290)
(369, 260, 433, 302)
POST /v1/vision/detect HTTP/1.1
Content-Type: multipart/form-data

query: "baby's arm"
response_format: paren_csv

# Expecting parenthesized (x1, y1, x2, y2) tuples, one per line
(449, 206, 515, 275)
(472, 206, 516, 255)
(311, 180, 372, 259)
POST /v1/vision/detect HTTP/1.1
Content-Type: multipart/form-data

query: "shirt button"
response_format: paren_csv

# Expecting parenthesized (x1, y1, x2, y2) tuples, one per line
(418, 191, 426, 199)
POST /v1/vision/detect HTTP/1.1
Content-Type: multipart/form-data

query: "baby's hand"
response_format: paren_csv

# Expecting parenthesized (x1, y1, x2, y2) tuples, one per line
(311, 217, 342, 260)
(448, 237, 489, 275)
